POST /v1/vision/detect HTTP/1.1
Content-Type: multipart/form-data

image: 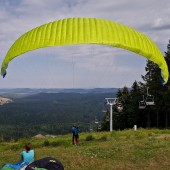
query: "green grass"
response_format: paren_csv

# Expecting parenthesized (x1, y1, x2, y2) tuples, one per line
(0, 129, 170, 170)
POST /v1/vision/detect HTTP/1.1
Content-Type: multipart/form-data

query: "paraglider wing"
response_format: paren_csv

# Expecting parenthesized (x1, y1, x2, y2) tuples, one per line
(1, 18, 169, 83)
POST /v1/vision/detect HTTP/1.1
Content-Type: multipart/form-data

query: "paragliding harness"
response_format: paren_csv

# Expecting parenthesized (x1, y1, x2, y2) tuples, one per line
(0, 161, 28, 170)
(25, 157, 64, 170)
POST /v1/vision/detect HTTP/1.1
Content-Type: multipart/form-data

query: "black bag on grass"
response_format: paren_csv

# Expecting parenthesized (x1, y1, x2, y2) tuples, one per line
(25, 157, 64, 170)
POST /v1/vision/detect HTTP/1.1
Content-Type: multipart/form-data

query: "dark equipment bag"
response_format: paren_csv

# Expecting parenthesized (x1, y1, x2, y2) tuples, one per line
(25, 157, 64, 170)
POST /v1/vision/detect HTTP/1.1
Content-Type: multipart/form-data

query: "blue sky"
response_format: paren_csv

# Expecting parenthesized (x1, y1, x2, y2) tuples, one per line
(0, 0, 170, 88)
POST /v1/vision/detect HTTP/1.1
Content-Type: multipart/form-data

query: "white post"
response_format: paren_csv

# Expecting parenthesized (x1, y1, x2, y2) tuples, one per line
(110, 104, 113, 132)
(105, 98, 117, 132)
(134, 125, 137, 131)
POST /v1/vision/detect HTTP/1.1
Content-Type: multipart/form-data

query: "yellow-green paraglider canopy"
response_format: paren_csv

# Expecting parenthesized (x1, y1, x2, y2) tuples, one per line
(1, 18, 169, 84)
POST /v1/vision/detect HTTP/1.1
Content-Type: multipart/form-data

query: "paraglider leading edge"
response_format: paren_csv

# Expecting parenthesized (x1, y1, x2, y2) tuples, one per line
(0, 17, 169, 84)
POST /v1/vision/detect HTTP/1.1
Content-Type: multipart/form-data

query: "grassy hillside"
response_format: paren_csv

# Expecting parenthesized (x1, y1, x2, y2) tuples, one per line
(0, 129, 170, 170)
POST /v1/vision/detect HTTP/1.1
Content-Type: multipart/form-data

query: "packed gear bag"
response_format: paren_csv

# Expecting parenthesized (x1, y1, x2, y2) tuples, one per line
(25, 157, 64, 170)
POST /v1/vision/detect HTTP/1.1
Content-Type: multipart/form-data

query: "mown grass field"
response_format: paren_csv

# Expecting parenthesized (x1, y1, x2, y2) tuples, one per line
(0, 129, 170, 170)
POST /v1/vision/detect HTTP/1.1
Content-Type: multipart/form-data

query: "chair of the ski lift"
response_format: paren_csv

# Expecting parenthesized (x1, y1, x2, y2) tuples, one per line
(116, 102, 123, 112)
(95, 118, 99, 124)
(98, 123, 101, 130)
(102, 110, 107, 113)
(114, 98, 118, 104)
(145, 95, 155, 105)
(139, 101, 146, 109)
(89, 124, 93, 132)
(106, 115, 109, 121)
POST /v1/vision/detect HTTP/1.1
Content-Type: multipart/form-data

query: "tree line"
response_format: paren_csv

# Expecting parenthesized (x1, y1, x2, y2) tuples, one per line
(102, 40, 170, 130)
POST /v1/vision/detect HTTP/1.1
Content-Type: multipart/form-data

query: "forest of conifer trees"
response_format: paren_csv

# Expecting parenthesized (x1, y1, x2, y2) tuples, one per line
(101, 40, 170, 130)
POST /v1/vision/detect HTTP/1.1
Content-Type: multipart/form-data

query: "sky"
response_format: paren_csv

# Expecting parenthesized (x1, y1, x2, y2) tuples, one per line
(0, 0, 170, 88)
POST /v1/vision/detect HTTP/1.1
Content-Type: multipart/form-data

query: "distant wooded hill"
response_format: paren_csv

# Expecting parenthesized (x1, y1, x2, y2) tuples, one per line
(0, 88, 118, 140)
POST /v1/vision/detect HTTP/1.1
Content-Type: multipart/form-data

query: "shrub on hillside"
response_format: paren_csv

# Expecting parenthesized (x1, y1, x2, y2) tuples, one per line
(99, 135, 107, 141)
(10, 144, 21, 151)
(85, 134, 95, 141)
(43, 140, 50, 146)
(50, 141, 62, 147)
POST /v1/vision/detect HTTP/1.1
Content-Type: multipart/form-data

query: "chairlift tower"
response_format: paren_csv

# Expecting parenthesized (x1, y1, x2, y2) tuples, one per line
(105, 98, 117, 132)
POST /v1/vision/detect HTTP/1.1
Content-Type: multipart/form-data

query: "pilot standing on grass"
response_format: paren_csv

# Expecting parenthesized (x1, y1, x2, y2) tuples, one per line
(74, 126, 80, 145)
(72, 125, 76, 145)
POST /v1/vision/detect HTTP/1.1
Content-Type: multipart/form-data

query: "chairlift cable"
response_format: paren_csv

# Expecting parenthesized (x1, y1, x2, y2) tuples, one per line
(72, 54, 76, 89)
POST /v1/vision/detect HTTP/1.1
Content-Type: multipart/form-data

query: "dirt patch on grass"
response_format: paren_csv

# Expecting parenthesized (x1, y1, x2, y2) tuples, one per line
(155, 134, 170, 139)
